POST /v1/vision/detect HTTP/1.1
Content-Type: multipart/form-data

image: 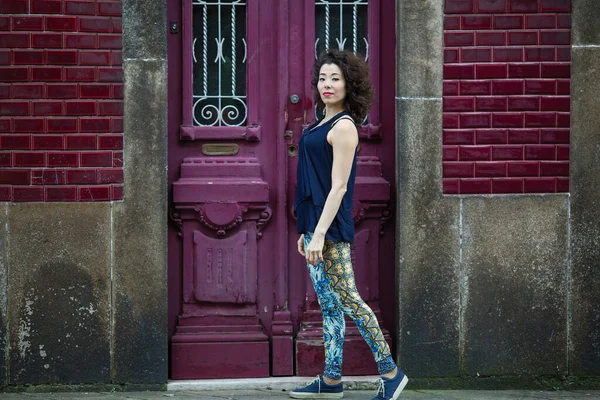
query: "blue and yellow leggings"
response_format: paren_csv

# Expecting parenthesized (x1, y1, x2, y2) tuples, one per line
(304, 233, 396, 380)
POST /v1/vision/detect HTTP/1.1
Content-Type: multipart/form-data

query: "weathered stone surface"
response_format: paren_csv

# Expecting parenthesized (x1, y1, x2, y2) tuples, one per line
(7, 203, 111, 384)
(572, 0, 600, 46)
(397, 98, 461, 377)
(122, 0, 166, 60)
(570, 47, 600, 376)
(462, 196, 569, 375)
(0, 204, 7, 385)
(396, 0, 443, 98)
(112, 58, 168, 384)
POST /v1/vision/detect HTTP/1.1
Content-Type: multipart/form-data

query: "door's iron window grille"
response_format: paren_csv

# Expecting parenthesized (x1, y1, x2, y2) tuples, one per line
(192, 0, 247, 126)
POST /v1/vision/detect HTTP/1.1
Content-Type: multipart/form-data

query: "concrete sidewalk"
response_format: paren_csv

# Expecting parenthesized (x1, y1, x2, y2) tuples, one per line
(2, 390, 600, 399)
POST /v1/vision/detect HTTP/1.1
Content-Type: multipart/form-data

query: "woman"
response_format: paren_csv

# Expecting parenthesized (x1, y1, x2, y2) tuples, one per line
(290, 49, 408, 400)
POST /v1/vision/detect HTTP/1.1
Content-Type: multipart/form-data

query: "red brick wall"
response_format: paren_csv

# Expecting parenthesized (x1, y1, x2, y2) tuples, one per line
(443, 0, 570, 194)
(0, 0, 123, 202)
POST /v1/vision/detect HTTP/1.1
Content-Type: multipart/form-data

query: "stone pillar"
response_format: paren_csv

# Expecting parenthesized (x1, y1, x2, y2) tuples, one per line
(570, 0, 600, 376)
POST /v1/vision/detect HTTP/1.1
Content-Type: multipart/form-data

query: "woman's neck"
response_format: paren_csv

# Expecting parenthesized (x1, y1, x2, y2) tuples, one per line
(323, 106, 345, 121)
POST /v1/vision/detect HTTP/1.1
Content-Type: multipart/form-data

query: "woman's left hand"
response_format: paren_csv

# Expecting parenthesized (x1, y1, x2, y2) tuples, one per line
(305, 233, 325, 266)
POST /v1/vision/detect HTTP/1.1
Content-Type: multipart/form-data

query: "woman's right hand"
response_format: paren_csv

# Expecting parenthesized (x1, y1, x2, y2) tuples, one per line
(297, 234, 305, 257)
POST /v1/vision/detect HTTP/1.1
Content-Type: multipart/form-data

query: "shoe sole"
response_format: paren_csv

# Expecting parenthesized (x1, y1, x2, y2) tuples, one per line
(289, 392, 343, 399)
(390, 375, 409, 400)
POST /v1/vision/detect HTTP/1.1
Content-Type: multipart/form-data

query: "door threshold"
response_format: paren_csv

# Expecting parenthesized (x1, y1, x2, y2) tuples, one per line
(167, 375, 381, 392)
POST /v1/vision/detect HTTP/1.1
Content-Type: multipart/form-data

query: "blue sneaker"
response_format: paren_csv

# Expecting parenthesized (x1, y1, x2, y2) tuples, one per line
(289, 375, 344, 399)
(371, 369, 409, 400)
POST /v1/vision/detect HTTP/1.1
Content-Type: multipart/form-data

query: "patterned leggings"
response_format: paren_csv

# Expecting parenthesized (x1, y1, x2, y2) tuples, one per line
(304, 233, 396, 380)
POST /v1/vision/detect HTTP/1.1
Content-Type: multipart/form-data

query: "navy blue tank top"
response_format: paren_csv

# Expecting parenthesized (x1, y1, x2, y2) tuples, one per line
(293, 111, 357, 243)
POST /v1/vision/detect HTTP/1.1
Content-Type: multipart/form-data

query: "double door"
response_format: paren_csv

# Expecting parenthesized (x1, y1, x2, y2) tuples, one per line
(167, 0, 397, 378)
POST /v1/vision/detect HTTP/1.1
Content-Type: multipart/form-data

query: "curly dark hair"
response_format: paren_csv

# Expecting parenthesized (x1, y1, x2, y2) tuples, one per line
(311, 49, 374, 124)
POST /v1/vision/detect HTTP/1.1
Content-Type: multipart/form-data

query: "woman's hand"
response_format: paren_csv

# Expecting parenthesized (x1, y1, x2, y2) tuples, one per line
(305, 232, 325, 266)
(297, 234, 305, 257)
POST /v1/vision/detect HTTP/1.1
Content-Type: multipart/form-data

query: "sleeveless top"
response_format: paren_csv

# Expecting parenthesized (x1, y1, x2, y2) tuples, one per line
(293, 111, 357, 243)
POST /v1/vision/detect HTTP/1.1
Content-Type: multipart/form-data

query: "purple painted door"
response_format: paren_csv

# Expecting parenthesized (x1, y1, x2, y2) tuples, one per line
(167, 0, 397, 379)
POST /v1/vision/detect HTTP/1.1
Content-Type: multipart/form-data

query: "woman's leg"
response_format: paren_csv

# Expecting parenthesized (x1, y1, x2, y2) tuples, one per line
(320, 239, 397, 376)
(305, 234, 345, 382)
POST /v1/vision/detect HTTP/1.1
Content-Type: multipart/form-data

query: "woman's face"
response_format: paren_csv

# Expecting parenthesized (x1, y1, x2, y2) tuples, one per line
(317, 63, 346, 109)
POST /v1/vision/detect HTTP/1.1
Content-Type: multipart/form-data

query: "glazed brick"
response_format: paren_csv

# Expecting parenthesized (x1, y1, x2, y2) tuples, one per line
(556, 47, 571, 61)
(508, 96, 540, 111)
(476, 129, 508, 144)
(557, 14, 571, 29)
(112, 151, 122, 166)
(46, 186, 77, 201)
(0, 17, 8, 31)
(540, 128, 569, 143)
(32, 33, 63, 48)
(98, 2, 122, 16)
(14, 151, 45, 167)
(0, 50, 9, 64)
(13, 51, 44, 65)
(444, 113, 460, 129)
(65, 34, 97, 49)
(525, 47, 555, 61)
(444, 129, 475, 144)
(444, 145, 459, 161)
(113, 84, 123, 99)
(47, 84, 78, 98)
(47, 50, 78, 65)
(31, 0, 62, 14)
(492, 145, 524, 160)
(47, 118, 78, 133)
(79, 17, 111, 32)
(540, 161, 569, 176)
(475, 161, 507, 177)
(460, 145, 492, 160)
(492, 178, 524, 193)
(442, 64, 475, 79)
(508, 31, 538, 45)
(46, 16, 78, 31)
(80, 151, 111, 167)
(460, 178, 492, 194)
(508, 63, 540, 78)
(444, 178, 460, 193)
(476, 96, 507, 111)
(462, 15, 492, 29)
(98, 68, 123, 82)
(0, 169, 30, 185)
(493, 112, 525, 127)
(525, 112, 556, 127)
(508, 0, 538, 12)
(98, 34, 121, 49)
(556, 177, 569, 192)
(0, 119, 9, 132)
(508, 128, 539, 143)
(111, 184, 123, 200)
(556, 144, 569, 160)
(540, 96, 570, 111)
(32, 135, 63, 150)
(525, 144, 556, 159)
(97, 168, 123, 183)
(0, 101, 29, 115)
(525, 79, 555, 94)
(111, 18, 122, 33)
(478, 0, 507, 12)
(98, 134, 123, 150)
(13, 118, 46, 137)
(540, 30, 570, 45)
(477, 64, 507, 79)
(461, 113, 492, 128)
(79, 185, 110, 201)
(111, 117, 123, 132)
(492, 79, 523, 94)
(526, 14, 556, 28)
(0, 86, 8, 98)
(556, 112, 570, 127)
(541, 63, 570, 78)
(0, 153, 9, 166)
(13, 186, 44, 201)
(48, 152, 78, 167)
(445, 16, 461, 30)
(0, 135, 30, 150)
(444, 97, 475, 112)
(443, 161, 475, 177)
(65, 67, 96, 81)
(32, 101, 62, 116)
(0, 33, 30, 48)
(463, 48, 492, 62)
(111, 50, 121, 66)
(65, 1, 97, 15)
(508, 161, 539, 176)
(494, 15, 524, 29)
(80, 50, 111, 65)
(461, 80, 492, 95)
(98, 101, 123, 115)
(66, 134, 96, 149)
(32, 67, 63, 82)
(0, 0, 28, 14)
(494, 47, 523, 62)
(66, 168, 96, 184)
(445, 49, 460, 63)
(0, 66, 29, 80)
(81, 84, 111, 98)
(65, 101, 96, 115)
(81, 118, 110, 132)
(476, 32, 506, 46)
(540, 0, 570, 12)
(444, 81, 460, 95)
(524, 177, 556, 193)
(12, 16, 44, 31)
(445, 0, 475, 13)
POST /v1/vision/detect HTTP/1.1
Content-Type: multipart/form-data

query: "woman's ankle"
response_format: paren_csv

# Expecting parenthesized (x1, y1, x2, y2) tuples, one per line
(381, 367, 398, 379)
(323, 376, 342, 385)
